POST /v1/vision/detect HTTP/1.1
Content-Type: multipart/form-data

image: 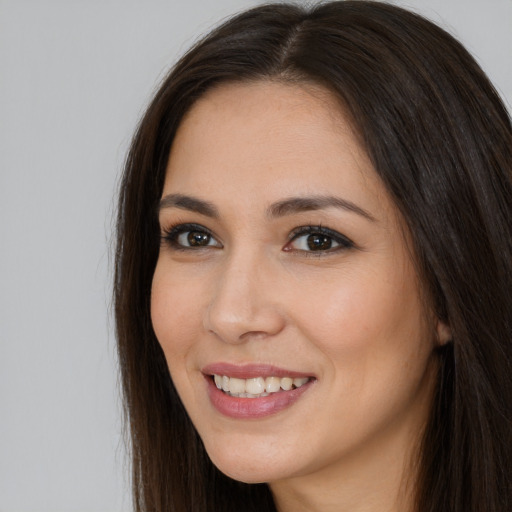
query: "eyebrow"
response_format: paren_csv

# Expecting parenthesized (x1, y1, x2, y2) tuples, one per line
(267, 195, 376, 222)
(158, 193, 376, 222)
(158, 193, 219, 218)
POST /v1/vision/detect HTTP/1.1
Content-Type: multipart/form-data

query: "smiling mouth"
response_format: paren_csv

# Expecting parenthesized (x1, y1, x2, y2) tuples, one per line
(212, 375, 312, 398)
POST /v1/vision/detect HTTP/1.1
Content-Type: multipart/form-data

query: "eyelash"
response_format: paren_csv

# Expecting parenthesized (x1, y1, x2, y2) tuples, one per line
(160, 223, 354, 255)
(161, 223, 221, 251)
(286, 225, 354, 255)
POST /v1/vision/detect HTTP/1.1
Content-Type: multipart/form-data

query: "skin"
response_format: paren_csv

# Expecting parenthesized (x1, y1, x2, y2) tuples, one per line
(151, 81, 450, 512)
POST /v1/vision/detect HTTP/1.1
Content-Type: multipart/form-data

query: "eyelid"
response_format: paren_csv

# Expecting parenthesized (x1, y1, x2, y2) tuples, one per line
(161, 222, 222, 250)
(160, 222, 354, 255)
(285, 225, 355, 254)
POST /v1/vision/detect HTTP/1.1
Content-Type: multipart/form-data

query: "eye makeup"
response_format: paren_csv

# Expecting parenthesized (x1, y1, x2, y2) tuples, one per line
(284, 225, 355, 255)
(161, 221, 355, 257)
(161, 222, 222, 251)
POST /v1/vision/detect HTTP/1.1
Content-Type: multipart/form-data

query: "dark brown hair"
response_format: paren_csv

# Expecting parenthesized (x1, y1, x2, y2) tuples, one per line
(114, 2, 512, 510)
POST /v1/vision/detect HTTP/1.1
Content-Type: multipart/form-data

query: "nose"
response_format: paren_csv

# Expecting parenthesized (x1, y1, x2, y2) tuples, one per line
(203, 250, 286, 344)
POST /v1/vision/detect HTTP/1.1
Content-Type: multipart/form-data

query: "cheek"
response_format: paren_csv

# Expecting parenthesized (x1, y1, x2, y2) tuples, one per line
(150, 263, 203, 364)
(292, 265, 435, 439)
(287, 262, 431, 376)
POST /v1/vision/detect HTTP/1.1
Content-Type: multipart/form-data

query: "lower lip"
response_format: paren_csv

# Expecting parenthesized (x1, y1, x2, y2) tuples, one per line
(205, 376, 314, 419)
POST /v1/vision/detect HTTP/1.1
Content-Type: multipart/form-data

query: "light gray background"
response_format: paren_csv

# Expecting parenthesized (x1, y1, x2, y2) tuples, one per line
(1, 1, 510, 511)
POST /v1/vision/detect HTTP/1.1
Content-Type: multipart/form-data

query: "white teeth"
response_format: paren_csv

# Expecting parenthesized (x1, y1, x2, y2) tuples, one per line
(246, 377, 266, 395)
(280, 377, 293, 391)
(229, 377, 246, 394)
(265, 376, 281, 393)
(293, 377, 309, 388)
(212, 374, 311, 396)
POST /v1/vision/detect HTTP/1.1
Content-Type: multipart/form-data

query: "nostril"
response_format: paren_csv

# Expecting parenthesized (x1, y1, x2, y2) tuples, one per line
(204, 298, 285, 344)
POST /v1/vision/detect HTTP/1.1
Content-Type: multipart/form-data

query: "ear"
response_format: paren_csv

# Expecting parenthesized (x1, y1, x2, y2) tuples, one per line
(435, 320, 452, 345)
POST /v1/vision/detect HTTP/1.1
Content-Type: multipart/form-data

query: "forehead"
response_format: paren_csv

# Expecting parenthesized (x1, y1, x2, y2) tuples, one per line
(164, 80, 389, 217)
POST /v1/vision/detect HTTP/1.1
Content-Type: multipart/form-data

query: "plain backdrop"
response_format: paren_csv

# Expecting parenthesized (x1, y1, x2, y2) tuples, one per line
(0, 1, 510, 511)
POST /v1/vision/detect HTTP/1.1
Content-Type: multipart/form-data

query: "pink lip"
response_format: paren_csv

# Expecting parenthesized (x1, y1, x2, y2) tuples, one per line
(202, 363, 316, 419)
(202, 362, 314, 379)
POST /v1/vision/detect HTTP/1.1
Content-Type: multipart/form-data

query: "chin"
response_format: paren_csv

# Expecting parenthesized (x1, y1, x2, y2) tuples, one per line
(209, 459, 285, 484)
(202, 436, 301, 484)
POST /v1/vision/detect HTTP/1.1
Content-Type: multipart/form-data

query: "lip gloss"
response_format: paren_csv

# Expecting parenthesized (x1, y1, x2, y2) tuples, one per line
(202, 363, 315, 419)
(206, 377, 313, 418)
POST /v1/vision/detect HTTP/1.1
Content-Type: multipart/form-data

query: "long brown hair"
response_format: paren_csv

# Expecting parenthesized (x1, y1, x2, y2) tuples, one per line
(114, 2, 512, 510)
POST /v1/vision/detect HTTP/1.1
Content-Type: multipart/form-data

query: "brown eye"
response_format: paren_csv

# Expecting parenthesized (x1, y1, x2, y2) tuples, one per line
(286, 226, 354, 254)
(162, 223, 222, 250)
(306, 234, 333, 251)
(289, 232, 340, 252)
(187, 231, 211, 246)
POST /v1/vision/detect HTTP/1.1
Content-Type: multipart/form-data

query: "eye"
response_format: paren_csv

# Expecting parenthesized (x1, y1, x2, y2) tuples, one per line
(285, 226, 353, 254)
(162, 223, 222, 250)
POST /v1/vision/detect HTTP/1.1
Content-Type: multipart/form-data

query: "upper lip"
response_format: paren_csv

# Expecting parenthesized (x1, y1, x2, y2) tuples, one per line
(202, 362, 315, 379)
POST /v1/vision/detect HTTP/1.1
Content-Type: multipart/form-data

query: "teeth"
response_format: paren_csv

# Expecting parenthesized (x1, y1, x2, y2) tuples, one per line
(246, 377, 265, 395)
(229, 377, 246, 394)
(212, 374, 311, 396)
(280, 377, 293, 391)
(265, 376, 281, 393)
(293, 377, 309, 387)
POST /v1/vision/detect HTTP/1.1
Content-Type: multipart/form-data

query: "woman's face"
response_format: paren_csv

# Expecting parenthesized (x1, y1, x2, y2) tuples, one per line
(151, 81, 445, 486)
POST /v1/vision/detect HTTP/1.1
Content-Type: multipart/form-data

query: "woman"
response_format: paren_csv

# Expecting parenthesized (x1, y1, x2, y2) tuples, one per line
(114, 2, 512, 511)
